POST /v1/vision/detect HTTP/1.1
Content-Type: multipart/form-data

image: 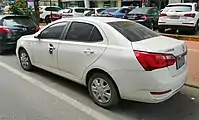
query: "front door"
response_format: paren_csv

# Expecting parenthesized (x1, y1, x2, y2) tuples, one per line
(32, 22, 67, 70)
(58, 21, 107, 82)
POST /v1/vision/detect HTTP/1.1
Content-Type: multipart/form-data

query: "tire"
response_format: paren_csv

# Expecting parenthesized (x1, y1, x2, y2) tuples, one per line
(158, 28, 165, 33)
(0, 49, 3, 55)
(19, 49, 33, 71)
(149, 21, 154, 30)
(88, 73, 120, 108)
(45, 15, 50, 24)
(193, 20, 199, 34)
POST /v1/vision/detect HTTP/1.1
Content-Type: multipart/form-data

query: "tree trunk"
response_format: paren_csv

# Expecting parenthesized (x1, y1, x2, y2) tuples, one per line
(34, 0, 40, 25)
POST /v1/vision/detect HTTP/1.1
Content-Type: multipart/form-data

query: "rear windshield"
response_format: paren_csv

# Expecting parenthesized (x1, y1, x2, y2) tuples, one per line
(108, 21, 159, 42)
(129, 8, 149, 14)
(45, 7, 61, 12)
(2, 16, 36, 27)
(75, 9, 85, 13)
(163, 5, 192, 12)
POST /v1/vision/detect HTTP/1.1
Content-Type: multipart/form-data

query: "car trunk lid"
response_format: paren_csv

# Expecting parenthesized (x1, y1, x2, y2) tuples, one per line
(132, 36, 187, 77)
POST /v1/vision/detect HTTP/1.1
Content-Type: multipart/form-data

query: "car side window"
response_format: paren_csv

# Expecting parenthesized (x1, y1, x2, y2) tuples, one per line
(68, 9, 73, 13)
(90, 27, 103, 42)
(65, 22, 93, 42)
(148, 9, 158, 15)
(120, 8, 130, 13)
(39, 22, 68, 40)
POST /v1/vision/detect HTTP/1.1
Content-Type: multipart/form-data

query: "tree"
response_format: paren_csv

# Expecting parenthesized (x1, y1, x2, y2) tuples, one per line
(9, 0, 40, 25)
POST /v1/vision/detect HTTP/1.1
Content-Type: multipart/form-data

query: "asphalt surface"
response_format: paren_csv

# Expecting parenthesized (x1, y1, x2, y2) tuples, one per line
(1, 52, 199, 120)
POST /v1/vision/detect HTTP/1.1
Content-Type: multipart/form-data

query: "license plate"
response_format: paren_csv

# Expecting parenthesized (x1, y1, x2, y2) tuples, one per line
(170, 15, 180, 19)
(176, 55, 185, 70)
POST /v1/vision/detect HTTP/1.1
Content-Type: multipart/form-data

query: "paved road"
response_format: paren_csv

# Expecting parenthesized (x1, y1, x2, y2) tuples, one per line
(185, 41, 199, 86)
(1, 53, 199, 120)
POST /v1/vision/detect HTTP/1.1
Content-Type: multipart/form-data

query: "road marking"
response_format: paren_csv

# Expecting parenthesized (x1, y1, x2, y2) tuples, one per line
(0, 61, 113, 120)
(188, 49, 199, 52)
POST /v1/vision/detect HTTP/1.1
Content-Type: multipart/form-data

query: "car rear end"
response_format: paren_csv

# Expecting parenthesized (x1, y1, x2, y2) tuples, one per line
(98, 8, 118, 17)
(158, 3, 197, 30)
(107, 21, 187, 103)
(125, 7, 152, 28)
(0, 16, 39, 52)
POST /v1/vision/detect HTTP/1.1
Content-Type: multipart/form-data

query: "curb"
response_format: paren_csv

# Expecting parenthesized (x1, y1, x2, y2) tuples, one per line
(162, 34, 199, 42)
(185, 83, 199, 89)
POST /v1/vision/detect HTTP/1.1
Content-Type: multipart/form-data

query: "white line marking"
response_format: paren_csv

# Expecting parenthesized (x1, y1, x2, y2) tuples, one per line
(188, 49, 199, 52)
(0, 61, 113, 120)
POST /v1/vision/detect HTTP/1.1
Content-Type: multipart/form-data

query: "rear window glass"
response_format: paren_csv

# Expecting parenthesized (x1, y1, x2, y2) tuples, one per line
(75, 9, 85, 13)
(129, 8, 149, 14)
(163, 5, 192, 12)
(2, 17, 36, 27)
(108, 21, 159, 42)
(45, 7, 61, 12)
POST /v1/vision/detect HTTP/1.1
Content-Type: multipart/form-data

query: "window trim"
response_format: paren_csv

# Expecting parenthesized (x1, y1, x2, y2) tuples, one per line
(38, 22, 68, 40)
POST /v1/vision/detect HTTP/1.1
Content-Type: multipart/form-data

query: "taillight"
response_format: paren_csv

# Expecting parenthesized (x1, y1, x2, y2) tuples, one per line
(184, 13, 195, 18)
(35, 26, 40, 32)
(0, 27, 12, 34)
(107, 13, 115, 17)
(160, 13, 167, 17)
(140, 15, 147, 20)
(134, 50, 176, 71)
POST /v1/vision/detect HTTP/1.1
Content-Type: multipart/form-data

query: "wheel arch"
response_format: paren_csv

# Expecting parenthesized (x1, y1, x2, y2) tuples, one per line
(85, 68, 121, 98)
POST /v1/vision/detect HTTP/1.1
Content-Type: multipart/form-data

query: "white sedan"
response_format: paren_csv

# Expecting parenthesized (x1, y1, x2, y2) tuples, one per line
(16, 17, 188, 108)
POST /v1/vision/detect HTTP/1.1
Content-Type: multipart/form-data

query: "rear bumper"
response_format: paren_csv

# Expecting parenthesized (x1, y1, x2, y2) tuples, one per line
(158, 25, 195, 30)
(0, 41, 17, 51)
(110, 66, 187, 103)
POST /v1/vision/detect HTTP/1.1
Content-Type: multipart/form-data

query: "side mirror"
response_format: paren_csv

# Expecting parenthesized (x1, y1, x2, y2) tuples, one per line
(34, 33, 40, 38)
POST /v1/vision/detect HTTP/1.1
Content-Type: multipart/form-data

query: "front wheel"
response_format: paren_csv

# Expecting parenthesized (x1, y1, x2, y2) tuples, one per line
(88, 73, 120, 108)
(19, 49, 33, 71)
(158, 28, 165, 33)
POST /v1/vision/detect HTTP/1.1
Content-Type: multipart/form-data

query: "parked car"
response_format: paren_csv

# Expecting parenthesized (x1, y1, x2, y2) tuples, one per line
(83, 8, 106, 16)
(39, 6, 62, 23)
(124, 7, 160, 30)
(16, 17, 187, 108)
(62, 7, 85, 18)
(158, 3, 199, 34)
(98, 7, 132, 18)
(0, 15, 39, 54)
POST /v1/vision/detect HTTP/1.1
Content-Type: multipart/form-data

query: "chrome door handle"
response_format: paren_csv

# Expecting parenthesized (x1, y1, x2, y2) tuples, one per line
(84, 49, 94, 54)
(48, 44, 55, 54)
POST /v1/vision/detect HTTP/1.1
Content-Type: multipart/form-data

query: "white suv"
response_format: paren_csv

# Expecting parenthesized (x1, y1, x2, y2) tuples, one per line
(39, 6, 62, 22)
(158, 3, 199, 34)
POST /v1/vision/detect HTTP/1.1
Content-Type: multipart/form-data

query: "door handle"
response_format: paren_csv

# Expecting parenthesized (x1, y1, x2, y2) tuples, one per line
(48, 44, 55, 50)
(48, 44, 55, 54)
(84, 49, 94, 54)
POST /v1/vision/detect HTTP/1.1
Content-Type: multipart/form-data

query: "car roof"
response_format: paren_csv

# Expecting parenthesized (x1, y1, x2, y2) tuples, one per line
(40, 6, 61, 8)
(60, 17, 127, 23)
(167, 2, 196, 6)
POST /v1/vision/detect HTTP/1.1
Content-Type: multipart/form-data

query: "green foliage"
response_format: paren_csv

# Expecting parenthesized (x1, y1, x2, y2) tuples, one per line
(9, 0, 37, 23)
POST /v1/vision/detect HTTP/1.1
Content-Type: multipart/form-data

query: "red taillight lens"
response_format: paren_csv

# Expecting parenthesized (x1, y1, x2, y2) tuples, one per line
(160, 13, 167, 17)
(134, 50, 176, 71)
(108, 13, 115, 17)
(35, 26, 40, 32)
(184, 13, 195, 18)
(0, 27, 12, 34)
(140, 15, 147, 20)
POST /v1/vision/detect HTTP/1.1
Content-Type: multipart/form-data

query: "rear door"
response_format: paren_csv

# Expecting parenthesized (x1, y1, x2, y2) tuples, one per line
(147, 8, 160, 27)
(58, 21, 107, 82)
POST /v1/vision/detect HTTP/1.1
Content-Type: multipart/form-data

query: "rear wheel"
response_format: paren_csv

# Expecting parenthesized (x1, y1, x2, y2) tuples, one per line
(45, 15, 51, 24)
(149, 21, 154, 30)
(19, 49, 33, 71)
(158, 28, 165, 33)
(88, 73, 119, 108)
(193, 20, 199, 34)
